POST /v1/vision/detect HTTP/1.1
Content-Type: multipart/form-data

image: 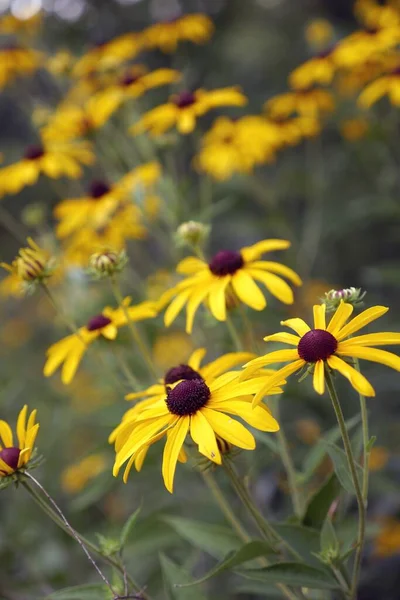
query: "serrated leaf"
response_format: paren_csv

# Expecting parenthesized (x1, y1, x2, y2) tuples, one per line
(303, 474, 342, 528)
(175, 541, 275, 587)
(322, 440, 362, 494)
(44, 584, 109, 599)
(120, 506, 141, 549)
(159, 553, 207, 600)
(274, 523, 321, 567)
(320, 516, 339, 553)
(300, 415, 361, 483)
(239, 562, 338, 590)
(162, 516, 240, 559)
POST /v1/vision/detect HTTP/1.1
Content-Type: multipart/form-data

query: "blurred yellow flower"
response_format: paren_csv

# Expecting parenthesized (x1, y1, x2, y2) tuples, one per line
(152, 332, 194, 371)
(46, 50, 74, 77)
(266, 115, 321, 146)
(374, 519, 400, 557)
(130, 87, 247, 136)
(0, 139, 94, 198)
(1, 237, 54, 290)
(161, 239, 301, 333)
(0, 44, 41, 89)
(141, 13, 214, 53)
(0, 12, 42, 35)
(61, 453, 107, 494)
(289, 50, 337, 89)
(355, 0, 400, 29)
(340, 118, 369, 140)
(0, 405, 39, 477)
(334, 26, 400, 68)
(44, 299, 157, 384)
(72, 33, 142, 78)
(368, 446, 390, 471)
(358, 67, 400, 107)
(266, 88, 334, 119)
(305, 19, 334, 49)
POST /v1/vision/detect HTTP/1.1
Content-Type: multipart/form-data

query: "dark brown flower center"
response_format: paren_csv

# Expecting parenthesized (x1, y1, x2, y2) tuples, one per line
(166, 379, 210, 416)
(0, 447, 20, 471)
(86, 314, 112, 331)
(120, 72, 140, 87)
(174, 91, 196, 109)
(89, 180, 111, 198)
(24, 145, 45, 160)
(298, 329, 338, 363)
(164, 364, 202, 385)
(209, 250, 244, 276)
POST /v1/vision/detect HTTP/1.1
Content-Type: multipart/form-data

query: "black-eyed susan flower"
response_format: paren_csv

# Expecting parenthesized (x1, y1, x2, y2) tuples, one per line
(161, 239, 301, 333)
(0, 139, 94, 198)
(358, 66, 400, 107)
(88, 249, 128, 279)
(289, 49, 337, 90)
(54, 163, 160, 240)
(0, 44, 41, 89)
(111, 349, 281, 492)
(194, 116, 281, 180)
(1, 237, 55, 293)
(355, 0, 400, 30)
(333, 26, 400, 69)
(242, 302, 400, 405)
(266, 115, 321, 146)
(44, 299, 157, 384)
(130, 87, 247, 136)
(141, 13, 214, 53)
(72, 33, 142, 78)
(0, 405, 39, 478)
(266, 87, 334, 119)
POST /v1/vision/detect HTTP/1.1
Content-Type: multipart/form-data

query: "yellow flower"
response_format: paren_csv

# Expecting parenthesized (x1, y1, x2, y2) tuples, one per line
(46, 50, 74, 77)
(0, 12, 42, 36)
(130, 87, 247, 136)
(266, 115, 321, 146)
(355, 0, 400, 29)
(368, 446, 389, 471)
(111, 349, 280, 492)
(374, 519, 400, 557)
(305, 19, 334, 49)
(358, 67, 400, 107)
(340, 118, 369, 140)
(161, 239, 302, 333)
(141, 13, 214, 53)
(289, 50, 337, 90)
(266, 88, 334, 119)
(1, 237, 54, 288)
(152, 332, 194, 371)
(194, 116, 281, 180)
(61, 453, 107, 494)
(87, 66, 181, 125)
(334, 27, 400, 69)
(242, 302, 400, 405)
(72, 33, 142, 78)
(0, 405, 39, 477)
(0, 139, 94, 198)
(44, 299, 157, 384)
(0, 44, 41, 89)
(54, 163, 160, 239)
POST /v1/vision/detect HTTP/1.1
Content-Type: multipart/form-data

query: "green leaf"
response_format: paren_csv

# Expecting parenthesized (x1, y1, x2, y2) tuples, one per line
(235, 581, 284, 598)
(366, 436, 377, 452)
(303, 474, 342, 528)
(320, 516, 339, 553)
(44, 584, 109, 600)
(274, 523, 321, 567)
(162, 516, 241, 559)
(175, 541, 275, 587)
(321, 440, 362, 494)
(159, 553, 207, 600)
(120, 506, 141, 549)
(300, 415, 361, 483)
(239, 562, 338, 590)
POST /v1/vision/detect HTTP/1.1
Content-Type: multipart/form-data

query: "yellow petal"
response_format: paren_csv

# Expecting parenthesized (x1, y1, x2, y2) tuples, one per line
(0, 420, 13, 447)
(327, 355, 375, 397)
(338, 333, 400, 347)
(164, 289, 191, 328)
(252, 360, 305, 406)
(201, 408, 255, 449)
(249, 261, 302, 286)
(16, 405, 28, 449)
(280, 317, 311, 336)
(134, 446, 149, 472)
(337, 346, 400, 372)
(313, 304, 326, 330)
(208, 276, 230, 321)
(336, 306, 389, 341)
(263, 332, 300, 345)
(190, 411, 221, 464)
(202, 352, 255, 380)
(327, 302, 354, 336)
(231, 270, 266, 310)
(313, 360, 325, 395)
(162, 417, 190, 493)
(188, 348, 207, 371)
(115, 415, 174, 469)
(186, 285, 210, 333)
(248, 269, 294, 305)
(241, 239, 290, 262)
(176, 256, 206, 274)
(61, 340, 87, 384)
(102, 324, 118, 340)
(213, 400, 280, 432)
(0, 457, 14, 475)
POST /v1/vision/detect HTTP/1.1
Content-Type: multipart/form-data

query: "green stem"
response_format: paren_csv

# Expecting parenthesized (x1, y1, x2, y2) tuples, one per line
(22, 476, 149, 599)
(324, 367, 365, 600)
(110, 277, 158, 380)
(225, 313, 242, 352)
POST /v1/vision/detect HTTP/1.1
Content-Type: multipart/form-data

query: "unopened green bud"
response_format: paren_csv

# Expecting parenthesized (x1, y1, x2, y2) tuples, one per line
(88, 250, 128, 279)
(175, 221, 210, 250)
(322, 287, 366, 313)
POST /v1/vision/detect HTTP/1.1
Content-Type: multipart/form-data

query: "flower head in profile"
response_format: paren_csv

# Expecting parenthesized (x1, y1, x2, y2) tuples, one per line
(266, 87, 334, 119)
(111, 349, 281, 492)
(44, 299, 157, 384)
(0, 139, 94, 198)
(242, 302, 400, 405)
(0, 44, 41, 89)
(1, 237, 55, 293)
(72, 32, 142, 78)
(266, 115, 321, 146)
(0, 406, 39, 478)
(333, 26, 400, 69)
(141, 13, 214, 53)
(289, 48, 337, 90)
(130, 87, 247, 136)
(88, 249, 128, 279)
(161, 239, 301, 333)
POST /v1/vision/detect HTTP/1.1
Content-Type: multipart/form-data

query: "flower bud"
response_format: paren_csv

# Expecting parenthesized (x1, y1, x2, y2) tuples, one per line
(175, 221, 210, 250)
(88, 249, 128, 279)
(1, 238, 55, 289)
(322, 287, 366, 313)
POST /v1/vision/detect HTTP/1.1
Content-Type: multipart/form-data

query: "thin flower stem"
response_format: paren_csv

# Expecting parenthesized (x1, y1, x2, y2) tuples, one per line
(324, 367, 365, 600)
(237, 303, 260, 353)
(22, 476, 149, 599)
(110, 277, 158, 380)
(0, 204, 27, 243)
(225, 313, 243, 352)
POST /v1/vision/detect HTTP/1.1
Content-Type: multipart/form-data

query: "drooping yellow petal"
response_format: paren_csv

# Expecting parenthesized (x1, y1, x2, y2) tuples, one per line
(162, 416, 190, 493)
(241, 239, 290, 262)
(327, 302, 354, 336)
(231, 270, 266, 310)
(338, 333, 400, 348)
(202, 352, 255, 381)
(16, 405, 28, 449)
(176, 256, 207, 274)
(101, 324, 118, 340)
(0, 457, 14, 475)
(208, 276, 230, 321)
(186, 284, 210, 333)
(313, 304, 326, 330)
(135, 447, 149, 472)
(252, 360, 305, 406)
(337, 346, 400, 372)
(164, 289, 191, 328)
(212, 400, 280, 432)
(61, 340, 87, 384)
(313, 360, 325, 395)
(336, 306, 389, 341)
(245, 349, 300, 370)
(327, 355, 375, 397)
(188, 348, 207, 371)
(115, 415, 175, 470)
(190, 411, 221, 464)
(249, 261, 302, 286)
(248, 269, 294, 305)
(263, 332, 300, 346)
(280, 317, 311, 336)
(201, 408, 255, 449)
(0, 420, 13, 447)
